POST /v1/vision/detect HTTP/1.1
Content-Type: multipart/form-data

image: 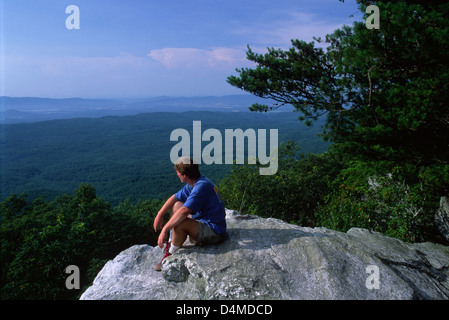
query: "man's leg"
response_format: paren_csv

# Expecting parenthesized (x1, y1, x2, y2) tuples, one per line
(172, 217, 199, 247)
(154, 201, 184, 271)
(154, 201, 199, 271)
(166, 200, 184, 242)
(170, 201, 199, 253)
(171, 200, 184, 217)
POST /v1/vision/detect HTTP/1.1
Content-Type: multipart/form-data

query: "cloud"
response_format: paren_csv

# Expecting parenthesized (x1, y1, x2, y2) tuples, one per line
(1, 53, 165, 97)
(1, 51, 244, 98)
(40, 53, 152, 78)
(148, 47, 250, 70)
(231, 10, 348, 49)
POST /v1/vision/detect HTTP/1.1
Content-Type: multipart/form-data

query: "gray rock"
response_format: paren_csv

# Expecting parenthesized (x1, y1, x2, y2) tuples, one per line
(80, 209, 449, 300)
(435, 197, 449, 242)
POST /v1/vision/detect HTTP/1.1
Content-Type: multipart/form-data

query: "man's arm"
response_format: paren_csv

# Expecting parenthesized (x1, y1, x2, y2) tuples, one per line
(163, 206, 192, 231)
(153, 194, 177, 232)
(157, 205, 192, 248)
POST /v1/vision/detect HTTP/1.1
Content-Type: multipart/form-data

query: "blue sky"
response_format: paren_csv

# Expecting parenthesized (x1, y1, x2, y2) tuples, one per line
(1, 0, 363, 98)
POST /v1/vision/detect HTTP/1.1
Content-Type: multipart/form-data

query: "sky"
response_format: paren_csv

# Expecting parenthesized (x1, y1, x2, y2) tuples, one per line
(0, 0, 363, 98)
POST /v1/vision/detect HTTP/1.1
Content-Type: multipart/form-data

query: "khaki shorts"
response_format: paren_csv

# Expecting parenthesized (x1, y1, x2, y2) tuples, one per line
(191, 222, 226, 246)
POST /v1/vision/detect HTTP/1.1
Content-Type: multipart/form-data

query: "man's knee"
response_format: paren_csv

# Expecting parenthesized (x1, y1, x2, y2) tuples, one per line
(171, 201, 184, 216)
(173, 218, 199, 237)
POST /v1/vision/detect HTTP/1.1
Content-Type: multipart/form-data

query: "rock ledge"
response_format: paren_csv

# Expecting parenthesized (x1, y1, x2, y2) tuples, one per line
(80, 210, 449, 300)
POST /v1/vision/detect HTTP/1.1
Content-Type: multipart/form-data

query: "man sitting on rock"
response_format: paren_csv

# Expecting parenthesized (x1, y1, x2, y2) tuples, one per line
(152, 157, 227, 271)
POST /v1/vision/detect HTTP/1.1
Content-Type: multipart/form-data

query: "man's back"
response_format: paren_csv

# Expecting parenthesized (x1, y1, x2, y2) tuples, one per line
(175, 175, 226, 235)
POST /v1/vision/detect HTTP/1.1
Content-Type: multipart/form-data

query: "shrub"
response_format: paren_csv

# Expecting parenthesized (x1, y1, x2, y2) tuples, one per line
(315, 162, 429, 243)
(219, 141, 343, 226)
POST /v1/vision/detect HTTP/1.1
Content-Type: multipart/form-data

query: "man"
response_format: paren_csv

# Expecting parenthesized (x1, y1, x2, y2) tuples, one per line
(153, 157, 227, 271)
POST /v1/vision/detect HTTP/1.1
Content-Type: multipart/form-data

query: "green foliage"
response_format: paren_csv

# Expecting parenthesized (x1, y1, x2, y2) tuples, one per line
(0, 184, 163, 300)
(221, 142, 445, 243)
(220, 141, 344, 226)
(228, 1, 449, 167)
(0, 112, 329, 205)
(225, 0, 449, 244)
(314, 161, 431, 243)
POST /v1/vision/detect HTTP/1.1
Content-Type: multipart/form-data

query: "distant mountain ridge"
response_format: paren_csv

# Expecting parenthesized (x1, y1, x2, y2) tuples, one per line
(0, 95, 291, 124)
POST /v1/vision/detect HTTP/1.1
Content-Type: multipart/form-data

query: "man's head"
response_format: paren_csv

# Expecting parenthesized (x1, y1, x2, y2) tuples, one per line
(174, 157, 201, 180)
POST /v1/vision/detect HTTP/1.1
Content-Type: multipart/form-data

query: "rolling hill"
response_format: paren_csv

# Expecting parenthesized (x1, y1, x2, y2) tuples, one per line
(0, 111, 329, 205)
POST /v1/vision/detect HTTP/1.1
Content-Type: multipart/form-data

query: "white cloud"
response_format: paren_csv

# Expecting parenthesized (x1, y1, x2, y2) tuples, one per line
(40, 53, 152, 78)
(1, 53, 165, 97)
(148, 47, 250, 70)
(231, 10, 348, 50)
(1, 51, 245, 98)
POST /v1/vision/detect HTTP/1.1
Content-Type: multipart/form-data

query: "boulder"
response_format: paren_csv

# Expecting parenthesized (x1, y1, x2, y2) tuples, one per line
(80, 209, 449, 300)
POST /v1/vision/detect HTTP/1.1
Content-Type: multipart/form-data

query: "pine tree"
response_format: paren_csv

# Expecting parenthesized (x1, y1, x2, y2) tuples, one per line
(227, 0, 449, 170)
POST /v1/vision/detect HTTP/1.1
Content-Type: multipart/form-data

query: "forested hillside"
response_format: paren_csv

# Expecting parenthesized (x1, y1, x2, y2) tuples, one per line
(0, 111, 328, 299)
(0, 111, 328, 205)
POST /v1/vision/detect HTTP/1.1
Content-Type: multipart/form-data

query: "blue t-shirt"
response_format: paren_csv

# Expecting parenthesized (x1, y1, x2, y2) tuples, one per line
(174, 175, 226, 236)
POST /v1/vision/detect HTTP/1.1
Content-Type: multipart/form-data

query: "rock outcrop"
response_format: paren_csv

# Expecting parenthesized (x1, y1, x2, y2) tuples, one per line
(80, 210, 449, 300)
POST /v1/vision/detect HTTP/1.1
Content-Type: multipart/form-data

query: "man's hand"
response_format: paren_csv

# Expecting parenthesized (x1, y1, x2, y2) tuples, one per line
(153, 214, 164, 232)
(157, 227, 169, 248)
(153, 195, 177, 232)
